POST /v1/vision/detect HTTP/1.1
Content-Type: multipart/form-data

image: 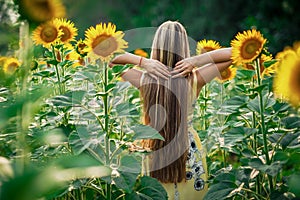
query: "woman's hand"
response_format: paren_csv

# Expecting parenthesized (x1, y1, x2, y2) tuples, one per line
(172, 57, 195, 78)
(141, 58, 170, 79)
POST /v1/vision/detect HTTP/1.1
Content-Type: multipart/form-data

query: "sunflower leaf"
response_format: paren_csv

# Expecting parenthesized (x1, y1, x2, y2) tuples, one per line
(263, 59, 277, 68)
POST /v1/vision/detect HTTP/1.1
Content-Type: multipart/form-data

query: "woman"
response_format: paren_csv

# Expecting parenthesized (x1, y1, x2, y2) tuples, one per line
(111, 21, 232, 200)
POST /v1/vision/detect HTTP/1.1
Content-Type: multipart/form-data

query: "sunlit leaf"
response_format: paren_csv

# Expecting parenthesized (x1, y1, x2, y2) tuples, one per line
(125, 176, 167, 200)
(204, 182, 237, 200)
(132, 124, 164, 141)
(263, 59, 277, 68)
(51, 90, 85, 106)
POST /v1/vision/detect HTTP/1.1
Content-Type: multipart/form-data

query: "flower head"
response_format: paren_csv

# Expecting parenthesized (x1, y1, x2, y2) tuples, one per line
(53, 18, 78, 44)
(32, 20, 62, 48)
(231, 29, 266, 66)
(274, 43, 300, 106)
(18, 0, 66, 23)
(134, 49, 148, 58)
(196, 39, 221, 55)
(84, 22, 128, 62)
(243, 54, 275, 78)
(3, 58, 21, 75)
(216, 66, 237, 82)
(75, 39, 88, 57)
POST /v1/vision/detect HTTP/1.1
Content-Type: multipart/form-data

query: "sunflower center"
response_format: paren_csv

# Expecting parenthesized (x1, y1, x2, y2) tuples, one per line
(221, 69, 231, 79)
(7, 62, 18, 73)
(204, 47, 215, 52)
(60, 26, 71, 42)
(34, 1, 53, 21)
(41, 25, 58, 43)
(290, 60, 300, 94)
(77, 42, 87, 54)
(241, 39, 261, 59)
(92, 34, 118, 57)
(36, 1, 50, 10)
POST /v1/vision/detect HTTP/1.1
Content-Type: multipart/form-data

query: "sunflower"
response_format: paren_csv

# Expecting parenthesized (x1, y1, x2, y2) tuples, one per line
(243, 54, 274, 77)
(0, 57, 7, 66)
(274, 44, 300, 106)
(261, 54, 276, 77)
(231, 29, 266, 66)
(134, 49, 148, 58)
(196, 39, 221, 55)
(84, 22, 128, 62)
(3, 58, 21, 75)
(216, 66, 237, 82)
(75, 39, 88, 57)
(53, 18, 78, 44)
(17, 0, 66, 23)
(65, 47, 85, 67)
(32, 20, 62, 48)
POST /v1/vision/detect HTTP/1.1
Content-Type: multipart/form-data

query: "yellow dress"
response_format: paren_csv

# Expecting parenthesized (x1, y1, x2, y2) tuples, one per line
(141, 73, 208, 200)
(161, 127, 208, 200)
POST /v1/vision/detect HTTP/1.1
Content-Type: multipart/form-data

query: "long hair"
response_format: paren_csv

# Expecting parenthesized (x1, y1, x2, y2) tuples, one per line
(140, 21, 193, 183)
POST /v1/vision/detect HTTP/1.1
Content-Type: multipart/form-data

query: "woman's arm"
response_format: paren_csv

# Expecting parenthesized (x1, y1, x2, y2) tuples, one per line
(111, 52, 170, 79)
(195, 60, 232, 93)
(172, 47, 232, 77)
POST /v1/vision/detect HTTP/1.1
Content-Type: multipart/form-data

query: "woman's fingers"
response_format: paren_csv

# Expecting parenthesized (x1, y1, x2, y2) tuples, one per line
(174, 62, 183, 70)
(172, 71, 191, 78)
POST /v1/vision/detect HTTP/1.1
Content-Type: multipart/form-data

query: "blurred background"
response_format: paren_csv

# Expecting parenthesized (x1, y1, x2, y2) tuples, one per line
(1, 0, 299, 55)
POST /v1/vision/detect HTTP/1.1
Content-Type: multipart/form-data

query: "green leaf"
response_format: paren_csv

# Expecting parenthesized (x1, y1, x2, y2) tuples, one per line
(273, 102, 290, 113)
(47, 59, 59, 66)
(127, 176, 168, 200)
(248, 84, 267, 93)
(204, 182, 237, 200)
(51, 90, 85, 106)
(224, 127, 256, 146)
(105, 83, 116, 93)
(118, 155, 141, 174)
(0, 88, 50, 129)
(112, 64, 133, 75)
(114, 171, 139, 193)
(288, 173, 300, 197)
(263, 59, 277, 68)
(33, 70, 55, 77)
(217, 96, 247, 115)
(74, 71, 96, 81)
(281, 116, 300, 129)
(247, 97, 260, 113)
(115, 102, 139, 117)
(114, 81, 131, 94)
(132, 124, 164, 141)
(248, 158, 282, 177)
(68, 126, 105, 161)
(236, 69, 255, 80)
(113, 155, 141, 193)
(270, 132, 300, 149)
(0, 156, 110, 200)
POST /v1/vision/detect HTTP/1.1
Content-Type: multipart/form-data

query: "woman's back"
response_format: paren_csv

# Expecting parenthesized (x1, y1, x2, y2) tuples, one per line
(139, 21, 208, 199)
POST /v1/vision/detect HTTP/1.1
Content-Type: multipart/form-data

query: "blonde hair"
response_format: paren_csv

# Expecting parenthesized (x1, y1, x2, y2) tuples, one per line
(140, 21, 193, 183)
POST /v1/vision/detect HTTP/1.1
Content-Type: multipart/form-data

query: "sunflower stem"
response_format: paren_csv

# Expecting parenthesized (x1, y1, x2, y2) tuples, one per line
(255, 58, 274, 192)
(52, 45, 63, 94)
(251, 76, 261, 194)
(103, 61, 111, 200)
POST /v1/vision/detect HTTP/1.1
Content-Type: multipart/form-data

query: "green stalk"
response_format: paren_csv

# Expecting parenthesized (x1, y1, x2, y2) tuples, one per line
(52, 45, 63, 94)
(220, 85, 226, 168)
(250, 74, 261, 194)
(204, 85, 209, 129)
(251, 77, 258, 154)
(254, 58, 274, 192)
(102, 61, 111, 200)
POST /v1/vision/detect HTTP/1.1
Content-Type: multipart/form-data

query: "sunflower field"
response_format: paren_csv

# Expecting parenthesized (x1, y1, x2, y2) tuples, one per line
(0, 0, 300, 200)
